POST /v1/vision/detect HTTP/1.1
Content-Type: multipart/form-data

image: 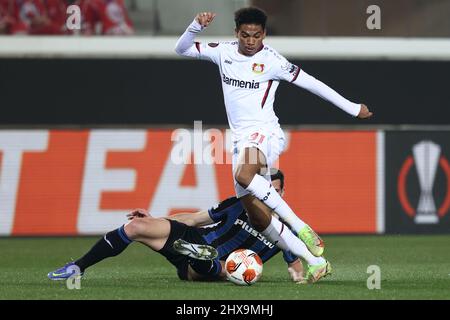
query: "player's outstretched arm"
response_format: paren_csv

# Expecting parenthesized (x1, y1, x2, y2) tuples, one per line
(174, 12, 216, 57)
(292, 69, 373, 119)
(168, 210, 214, 227)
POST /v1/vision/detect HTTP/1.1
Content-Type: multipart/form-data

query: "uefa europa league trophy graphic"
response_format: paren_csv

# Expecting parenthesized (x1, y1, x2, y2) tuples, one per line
(413, 141, 440, 224)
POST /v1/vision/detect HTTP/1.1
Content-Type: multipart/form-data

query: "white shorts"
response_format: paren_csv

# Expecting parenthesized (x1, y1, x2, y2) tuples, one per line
(232, 127, 286, 198)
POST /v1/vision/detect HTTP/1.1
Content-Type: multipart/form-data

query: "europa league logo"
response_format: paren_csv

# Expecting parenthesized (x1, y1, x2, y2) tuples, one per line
(413, 141, 441, 223)
(398, 141, 450, 224)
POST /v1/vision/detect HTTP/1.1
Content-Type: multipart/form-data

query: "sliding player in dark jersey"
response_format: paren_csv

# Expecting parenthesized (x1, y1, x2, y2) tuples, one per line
(48, 169, 325, 283)
(169, 169, 305, 282)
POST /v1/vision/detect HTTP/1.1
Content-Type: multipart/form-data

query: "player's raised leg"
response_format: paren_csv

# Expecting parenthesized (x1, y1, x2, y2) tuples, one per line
(239, 192, 327, 275)
(234, 147, 324, 257)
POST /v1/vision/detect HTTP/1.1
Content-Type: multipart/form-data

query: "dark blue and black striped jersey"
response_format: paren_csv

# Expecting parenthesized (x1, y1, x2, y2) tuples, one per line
(198, 197, 298, 265)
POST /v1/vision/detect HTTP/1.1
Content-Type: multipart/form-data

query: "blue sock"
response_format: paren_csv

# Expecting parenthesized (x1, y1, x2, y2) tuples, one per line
(75, 225, 132, 272)
(189, 258, 222, 277)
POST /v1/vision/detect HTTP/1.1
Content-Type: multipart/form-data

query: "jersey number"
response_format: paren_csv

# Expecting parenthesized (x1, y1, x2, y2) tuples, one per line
(250, 132, 266, 144)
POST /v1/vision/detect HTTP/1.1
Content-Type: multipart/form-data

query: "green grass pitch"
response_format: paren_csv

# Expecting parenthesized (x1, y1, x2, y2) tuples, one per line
(1, 235, 449, 300)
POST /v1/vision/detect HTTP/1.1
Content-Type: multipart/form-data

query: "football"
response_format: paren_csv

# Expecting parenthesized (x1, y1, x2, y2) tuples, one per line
(225, 249, 263, 285)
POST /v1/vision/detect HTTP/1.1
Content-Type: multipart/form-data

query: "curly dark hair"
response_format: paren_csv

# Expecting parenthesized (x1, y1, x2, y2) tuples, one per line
(234, 7, 267, 30)
(270, 168, 285, 190)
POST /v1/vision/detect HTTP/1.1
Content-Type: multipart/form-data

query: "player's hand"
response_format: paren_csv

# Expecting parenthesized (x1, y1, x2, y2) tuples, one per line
(357, 104, 373, 119)
(127, 208, 149, 220)
(287, 260, 304, 282)
(288, 266, 304, 282)
(195, 12, 216, 28)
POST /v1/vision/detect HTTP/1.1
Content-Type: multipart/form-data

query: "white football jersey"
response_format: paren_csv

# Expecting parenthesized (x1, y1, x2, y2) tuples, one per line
(175, 20, 361, 139)
(193, 41, 299, 138)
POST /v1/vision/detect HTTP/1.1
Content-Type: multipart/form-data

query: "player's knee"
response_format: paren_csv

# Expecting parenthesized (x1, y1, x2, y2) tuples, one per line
(248, 214, 270, 232)
(234, 166, 256, 188)
(124, 219, 147, 240)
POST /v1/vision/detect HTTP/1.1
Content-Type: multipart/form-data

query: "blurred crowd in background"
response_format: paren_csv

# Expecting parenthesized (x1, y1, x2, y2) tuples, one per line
(0, 0, 134, 35)
(1, 0, 450, 37)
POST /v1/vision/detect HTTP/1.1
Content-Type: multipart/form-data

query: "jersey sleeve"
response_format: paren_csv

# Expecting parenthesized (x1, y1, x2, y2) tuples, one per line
(208, 197, 241, 223)
(293, 69, 361, 117)
(194, 41, 222, 65)
(174, 19, 221, 65)
(271, 52, 301, 83)
(269, 48, 361, 117)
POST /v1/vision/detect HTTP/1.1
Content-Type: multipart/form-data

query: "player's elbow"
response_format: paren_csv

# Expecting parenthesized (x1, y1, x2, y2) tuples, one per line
(174, 45, 183, 56)
(174, 41, 187, 56)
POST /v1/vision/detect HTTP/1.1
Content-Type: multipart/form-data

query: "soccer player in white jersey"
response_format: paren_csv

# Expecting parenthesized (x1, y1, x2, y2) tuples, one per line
(175, 7, 373, 282)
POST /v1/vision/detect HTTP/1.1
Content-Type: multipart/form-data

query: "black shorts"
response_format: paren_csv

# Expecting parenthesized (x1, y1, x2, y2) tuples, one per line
(157, 219, 208, 280)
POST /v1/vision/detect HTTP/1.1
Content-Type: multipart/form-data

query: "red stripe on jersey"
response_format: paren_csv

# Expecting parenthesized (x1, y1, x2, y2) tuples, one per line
(195, 42, 201, 53)
(279, 221, 285, 235)
(291, 67, 301, 82)
(261, 80, 273, 108)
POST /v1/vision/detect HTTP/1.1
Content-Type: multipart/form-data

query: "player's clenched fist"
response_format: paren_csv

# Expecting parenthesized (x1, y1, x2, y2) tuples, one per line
(195, 12, 216, 28)
(357, 104, 373, 119)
